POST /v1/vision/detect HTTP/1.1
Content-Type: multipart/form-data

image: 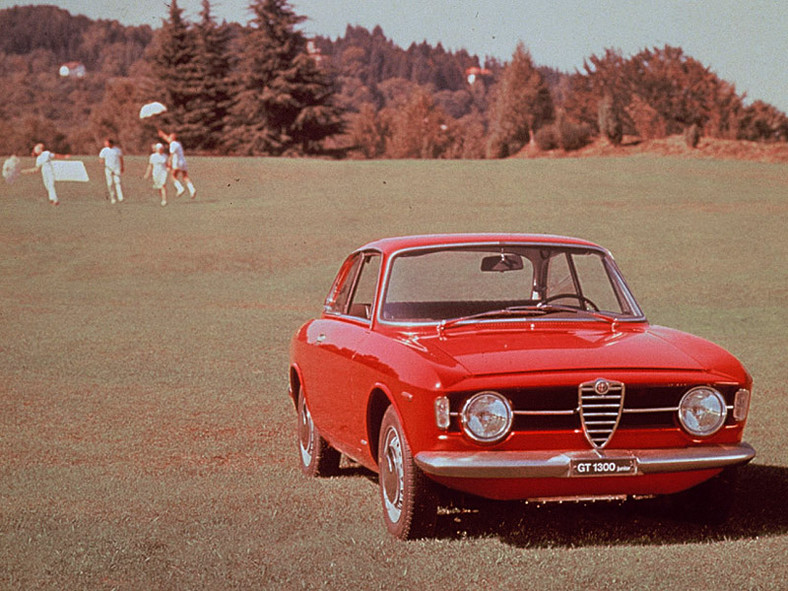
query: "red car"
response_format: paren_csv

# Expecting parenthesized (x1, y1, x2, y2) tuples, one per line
(289, 234, 754, 539)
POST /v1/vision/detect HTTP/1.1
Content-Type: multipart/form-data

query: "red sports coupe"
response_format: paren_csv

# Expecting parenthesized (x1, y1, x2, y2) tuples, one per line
(289, 234, 754, 539)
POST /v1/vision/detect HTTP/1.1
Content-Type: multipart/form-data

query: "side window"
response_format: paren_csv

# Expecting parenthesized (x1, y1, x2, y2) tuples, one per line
(325, 254, 362, 315)
(347, 254, 381, 320)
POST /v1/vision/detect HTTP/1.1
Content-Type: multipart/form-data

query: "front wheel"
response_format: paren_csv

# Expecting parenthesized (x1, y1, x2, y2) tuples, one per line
(378, 406, 437, 539)
(297, 387, 341, 477)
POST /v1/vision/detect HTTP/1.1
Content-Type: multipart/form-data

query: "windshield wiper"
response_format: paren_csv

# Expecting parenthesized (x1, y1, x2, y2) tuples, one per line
(438, 304, 617, 335)
(439, 306, 549, 331)
(534, 304, 618, 324)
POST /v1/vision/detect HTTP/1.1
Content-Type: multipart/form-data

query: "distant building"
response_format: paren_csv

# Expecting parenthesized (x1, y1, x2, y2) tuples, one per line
(306, 40, 324, 66)
(465, 66, 492, 86)
(59, 62, 86, 78)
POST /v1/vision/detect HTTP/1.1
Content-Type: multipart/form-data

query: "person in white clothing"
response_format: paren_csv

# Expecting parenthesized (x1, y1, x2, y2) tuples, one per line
(23, 143, 68, 205)
(157, 129, 196, 198)
(144, 143, 170, 206)
(99, 138, 124, 203)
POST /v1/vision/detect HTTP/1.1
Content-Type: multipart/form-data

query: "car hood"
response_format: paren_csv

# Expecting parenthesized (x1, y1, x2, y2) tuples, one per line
(416, 323, 713, 376)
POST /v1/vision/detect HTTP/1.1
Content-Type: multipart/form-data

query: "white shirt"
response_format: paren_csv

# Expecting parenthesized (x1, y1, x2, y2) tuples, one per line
(149, 152, 168, 186)
(149, 152, 168, 175)
(36, 150, 55, 181)
(99, 146, 123, 173)
(168, 140, 187, 170)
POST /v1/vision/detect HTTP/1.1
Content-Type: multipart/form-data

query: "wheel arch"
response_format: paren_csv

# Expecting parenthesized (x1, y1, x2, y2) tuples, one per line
(367, 386, 394, 468)
(288, 364, 303, 410)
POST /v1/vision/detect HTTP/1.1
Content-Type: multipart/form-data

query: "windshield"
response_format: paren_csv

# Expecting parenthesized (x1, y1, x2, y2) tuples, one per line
(380, 245, 642, 323)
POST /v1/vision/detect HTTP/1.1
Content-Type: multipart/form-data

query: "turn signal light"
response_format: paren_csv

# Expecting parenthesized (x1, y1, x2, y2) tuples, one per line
(434, 396, 450, 430)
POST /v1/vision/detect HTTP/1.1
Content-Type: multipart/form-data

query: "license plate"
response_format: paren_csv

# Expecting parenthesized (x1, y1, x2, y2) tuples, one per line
(570, 457, 636, 477)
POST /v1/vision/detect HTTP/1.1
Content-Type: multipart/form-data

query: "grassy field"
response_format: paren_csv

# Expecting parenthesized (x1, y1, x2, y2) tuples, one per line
(1, 154, 787, 590)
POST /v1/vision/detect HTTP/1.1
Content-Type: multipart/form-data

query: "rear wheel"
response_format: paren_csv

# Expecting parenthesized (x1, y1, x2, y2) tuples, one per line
(378, 406, 437, 539)
(297, 388, 341, 477)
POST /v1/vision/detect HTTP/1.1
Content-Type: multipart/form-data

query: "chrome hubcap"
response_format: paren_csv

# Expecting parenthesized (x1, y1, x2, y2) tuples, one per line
(381, 426, 404, 523)
(298, 397, 314, 466)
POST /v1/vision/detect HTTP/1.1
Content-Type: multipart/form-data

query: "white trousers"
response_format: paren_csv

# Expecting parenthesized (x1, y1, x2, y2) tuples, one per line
(41, 168, 58, 203)
(105, 168, 124, 201)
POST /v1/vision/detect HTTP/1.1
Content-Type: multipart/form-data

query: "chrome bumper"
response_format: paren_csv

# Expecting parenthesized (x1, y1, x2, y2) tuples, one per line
(414, 442, 755, 479)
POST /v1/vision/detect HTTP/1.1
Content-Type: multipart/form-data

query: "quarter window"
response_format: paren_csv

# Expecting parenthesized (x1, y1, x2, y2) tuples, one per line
(347, 254, 381, 320)
(325, 254, 363, 315)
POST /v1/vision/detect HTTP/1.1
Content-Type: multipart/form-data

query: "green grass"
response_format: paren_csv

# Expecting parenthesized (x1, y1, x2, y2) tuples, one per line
(1, 155, 787, 589)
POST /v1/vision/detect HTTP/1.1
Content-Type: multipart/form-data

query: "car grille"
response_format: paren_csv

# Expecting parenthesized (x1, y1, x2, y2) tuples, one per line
(578, 379, 624, 448)
(447, 382, 738, 444)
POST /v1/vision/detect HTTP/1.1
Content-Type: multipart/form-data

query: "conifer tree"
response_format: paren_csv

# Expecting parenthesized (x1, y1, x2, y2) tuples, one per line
(189, 0, 232, 151)
(225, 0, 344, 155)
(146, 0, 202, 147)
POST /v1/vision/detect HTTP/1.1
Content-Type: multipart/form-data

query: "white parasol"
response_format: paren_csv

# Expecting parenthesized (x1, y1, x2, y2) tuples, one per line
(139, 101, 168, 119)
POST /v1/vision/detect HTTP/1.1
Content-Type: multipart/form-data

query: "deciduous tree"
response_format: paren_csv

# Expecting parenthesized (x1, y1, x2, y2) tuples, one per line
(486, 43, 553, 158)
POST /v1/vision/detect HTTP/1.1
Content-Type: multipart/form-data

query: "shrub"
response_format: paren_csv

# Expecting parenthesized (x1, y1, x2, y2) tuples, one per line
(559, 120, 593, 151)
(534, 120, 593, 152)
(534, 125, 559, 151)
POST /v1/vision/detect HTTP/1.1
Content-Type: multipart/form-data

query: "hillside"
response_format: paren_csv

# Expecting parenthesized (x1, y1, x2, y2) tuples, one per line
(1, 3, 787, 160)
(517, 136, 788, 164)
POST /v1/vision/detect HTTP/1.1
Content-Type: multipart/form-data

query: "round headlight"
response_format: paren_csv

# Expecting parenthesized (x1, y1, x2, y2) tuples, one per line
(461, 391, 513, 443)
(678, 386, 727, 437)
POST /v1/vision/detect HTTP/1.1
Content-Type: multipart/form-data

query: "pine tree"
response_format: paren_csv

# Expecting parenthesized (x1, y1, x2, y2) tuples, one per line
(146, 0, 202, 148)
(225, 0, 344, 155)
(189, 0, 233, 151)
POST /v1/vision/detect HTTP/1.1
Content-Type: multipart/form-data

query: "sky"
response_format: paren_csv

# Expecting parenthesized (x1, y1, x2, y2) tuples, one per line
(2, 0, 787, 113)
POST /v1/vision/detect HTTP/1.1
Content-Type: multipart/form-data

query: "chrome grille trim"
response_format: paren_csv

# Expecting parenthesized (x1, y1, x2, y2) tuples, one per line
(579, 379, 625, 449)
(513, 409, 577, 416)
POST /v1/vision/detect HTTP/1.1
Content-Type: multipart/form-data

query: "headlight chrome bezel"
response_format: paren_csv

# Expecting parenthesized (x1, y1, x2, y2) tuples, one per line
(678, 386, 728, 437)
(460, 391, 513, 444)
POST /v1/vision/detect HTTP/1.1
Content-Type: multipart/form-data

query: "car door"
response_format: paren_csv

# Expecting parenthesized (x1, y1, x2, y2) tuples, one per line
(304, 252, 381, 458)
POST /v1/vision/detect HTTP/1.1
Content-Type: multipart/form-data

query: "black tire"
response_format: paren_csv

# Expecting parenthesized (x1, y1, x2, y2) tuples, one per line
(377, 406, 438, 539)
(296, 387, 341, 477)
(671, 467, 738, 525)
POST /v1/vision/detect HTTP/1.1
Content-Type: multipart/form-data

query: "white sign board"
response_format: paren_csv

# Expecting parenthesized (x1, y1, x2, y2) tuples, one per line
(53, 160, 89, 182)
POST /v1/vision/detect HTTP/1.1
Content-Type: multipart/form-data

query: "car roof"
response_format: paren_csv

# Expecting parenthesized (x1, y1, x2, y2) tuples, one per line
(357, 233, 604, 255)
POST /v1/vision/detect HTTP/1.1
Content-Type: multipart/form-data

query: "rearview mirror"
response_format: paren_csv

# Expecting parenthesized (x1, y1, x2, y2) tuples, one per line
(481, 253, 524, 272)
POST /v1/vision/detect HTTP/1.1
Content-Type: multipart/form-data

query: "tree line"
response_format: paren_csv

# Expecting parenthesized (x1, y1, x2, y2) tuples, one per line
(1, 1, 786, 158)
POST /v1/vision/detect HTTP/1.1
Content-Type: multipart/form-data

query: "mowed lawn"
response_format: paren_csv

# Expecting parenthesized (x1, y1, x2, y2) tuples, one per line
(1, 155, 786, 590)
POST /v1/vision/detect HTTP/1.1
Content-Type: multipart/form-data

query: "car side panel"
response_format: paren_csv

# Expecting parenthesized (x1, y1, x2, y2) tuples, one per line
(293, 318, 369, 458)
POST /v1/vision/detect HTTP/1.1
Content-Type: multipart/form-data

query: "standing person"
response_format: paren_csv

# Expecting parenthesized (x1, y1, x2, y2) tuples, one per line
(99, 138, 124, 204)
(143, 143, 170, 206)
(22, 143, 67, 205)
(157, 129, 196, 198)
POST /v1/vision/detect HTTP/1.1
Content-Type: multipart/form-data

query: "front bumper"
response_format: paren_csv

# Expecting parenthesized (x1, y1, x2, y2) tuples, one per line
(414, 442, 755, 479)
